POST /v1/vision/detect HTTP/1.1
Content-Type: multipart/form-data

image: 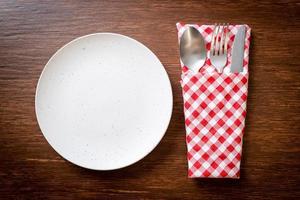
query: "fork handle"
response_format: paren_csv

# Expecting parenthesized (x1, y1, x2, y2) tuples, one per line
(217, 68, 223, 73)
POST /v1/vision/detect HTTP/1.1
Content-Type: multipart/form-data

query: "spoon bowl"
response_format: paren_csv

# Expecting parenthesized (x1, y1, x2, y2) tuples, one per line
(180, 26, 206, 72)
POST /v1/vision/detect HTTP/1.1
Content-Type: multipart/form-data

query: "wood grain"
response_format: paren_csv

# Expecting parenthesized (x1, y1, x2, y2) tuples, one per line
(0, 0, 299, 199)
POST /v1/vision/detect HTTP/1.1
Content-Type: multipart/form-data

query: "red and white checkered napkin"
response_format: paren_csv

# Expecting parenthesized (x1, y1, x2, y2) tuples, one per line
(177, 22, 251, 178)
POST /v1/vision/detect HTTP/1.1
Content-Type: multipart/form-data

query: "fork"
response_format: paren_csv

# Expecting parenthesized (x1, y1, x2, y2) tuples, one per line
(210, 23, 229, 73)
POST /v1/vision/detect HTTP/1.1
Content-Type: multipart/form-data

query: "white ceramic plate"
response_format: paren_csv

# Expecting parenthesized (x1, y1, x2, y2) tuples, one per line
(35, 33, 173, 170)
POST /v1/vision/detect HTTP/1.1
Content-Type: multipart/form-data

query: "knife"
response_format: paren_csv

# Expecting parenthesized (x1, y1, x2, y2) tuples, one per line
(230, 25, 246, 72)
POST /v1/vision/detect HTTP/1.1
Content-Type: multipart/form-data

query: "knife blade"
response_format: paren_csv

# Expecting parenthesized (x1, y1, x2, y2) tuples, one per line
(230, 25, 246, 73)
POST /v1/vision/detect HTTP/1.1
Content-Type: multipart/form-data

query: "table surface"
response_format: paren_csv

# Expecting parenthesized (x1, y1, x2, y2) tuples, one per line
(0, 0, 299, 199)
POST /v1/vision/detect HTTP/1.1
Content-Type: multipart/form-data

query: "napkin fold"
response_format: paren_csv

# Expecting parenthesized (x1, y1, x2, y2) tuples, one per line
(177, 22, 251, 178)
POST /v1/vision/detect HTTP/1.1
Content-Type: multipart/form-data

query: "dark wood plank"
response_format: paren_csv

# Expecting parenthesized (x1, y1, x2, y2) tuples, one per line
(0, 0, 299, 199)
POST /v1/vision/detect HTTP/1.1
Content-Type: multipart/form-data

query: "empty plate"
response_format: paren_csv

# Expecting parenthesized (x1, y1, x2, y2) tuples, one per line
(35, 33, 173, 170)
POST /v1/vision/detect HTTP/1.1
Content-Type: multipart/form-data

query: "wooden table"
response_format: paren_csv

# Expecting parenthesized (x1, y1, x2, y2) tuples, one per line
(0, 0, 299, 199)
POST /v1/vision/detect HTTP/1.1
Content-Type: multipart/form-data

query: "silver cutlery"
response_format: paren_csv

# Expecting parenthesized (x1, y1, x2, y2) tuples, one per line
(230, 25, 246, 73)
(210, 23, 229, 73)
(179, 26, 206, 72)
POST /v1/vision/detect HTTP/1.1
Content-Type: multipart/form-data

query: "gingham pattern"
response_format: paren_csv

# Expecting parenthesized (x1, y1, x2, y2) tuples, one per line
(177, 22, 251, 178)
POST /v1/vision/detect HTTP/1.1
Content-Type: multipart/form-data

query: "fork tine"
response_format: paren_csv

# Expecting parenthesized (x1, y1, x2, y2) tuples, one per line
(215, 23, 221, 55)
(219, 23, 225, 55)
(224, 23, 230, 53)
(210, 23, 218, 55)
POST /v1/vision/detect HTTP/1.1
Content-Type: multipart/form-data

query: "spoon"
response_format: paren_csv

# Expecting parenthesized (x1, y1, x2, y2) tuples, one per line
(180, 26, 206, 72)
